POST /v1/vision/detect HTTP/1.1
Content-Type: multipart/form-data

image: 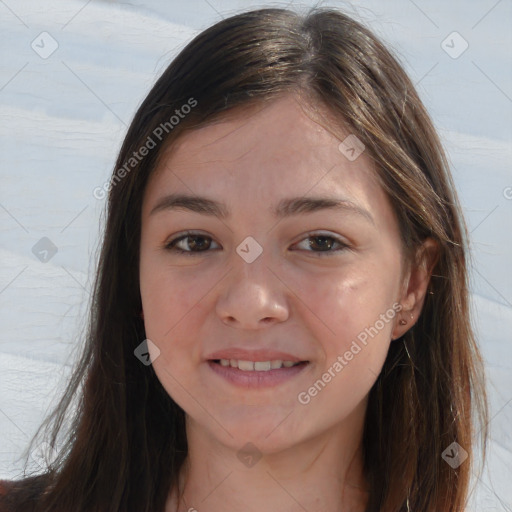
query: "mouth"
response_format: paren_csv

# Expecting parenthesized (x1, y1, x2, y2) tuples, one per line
(207, 359, 311, 388)
(210, 359, 309, 371)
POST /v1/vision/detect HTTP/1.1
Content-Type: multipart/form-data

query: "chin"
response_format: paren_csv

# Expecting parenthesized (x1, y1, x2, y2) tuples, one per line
(208, 408, 304, 451)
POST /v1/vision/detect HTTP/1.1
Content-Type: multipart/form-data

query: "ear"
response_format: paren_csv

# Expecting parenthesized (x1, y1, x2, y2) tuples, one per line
(391, 238, 439, 340)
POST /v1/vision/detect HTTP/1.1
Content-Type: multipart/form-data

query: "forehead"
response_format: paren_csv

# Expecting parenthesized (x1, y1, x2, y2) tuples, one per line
(155, 95, 355, 177)
(142, 94, 390, 225)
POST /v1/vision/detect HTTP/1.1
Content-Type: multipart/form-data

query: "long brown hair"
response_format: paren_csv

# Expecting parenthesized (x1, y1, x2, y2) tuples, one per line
(3, 6, 487, 512)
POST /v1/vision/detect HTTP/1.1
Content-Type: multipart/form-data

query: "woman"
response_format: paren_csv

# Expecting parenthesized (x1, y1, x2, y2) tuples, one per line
(0, 6, 488, 512)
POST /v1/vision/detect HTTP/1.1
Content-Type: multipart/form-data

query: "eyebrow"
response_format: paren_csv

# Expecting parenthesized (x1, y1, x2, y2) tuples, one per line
(149, 193, 374, 225)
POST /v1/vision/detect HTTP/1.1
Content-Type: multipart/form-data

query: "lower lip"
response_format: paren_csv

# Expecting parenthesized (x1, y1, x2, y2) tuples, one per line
(207, 360, 310, 388)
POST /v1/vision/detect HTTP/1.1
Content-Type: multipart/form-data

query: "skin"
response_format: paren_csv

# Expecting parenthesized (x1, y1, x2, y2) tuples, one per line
(139, 94, 437, 512)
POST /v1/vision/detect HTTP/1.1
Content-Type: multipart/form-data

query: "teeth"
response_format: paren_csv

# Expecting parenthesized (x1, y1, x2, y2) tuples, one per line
(218, 359, 301, 371)
(238, 360, 255, 371)
(254, 361, 271, 371)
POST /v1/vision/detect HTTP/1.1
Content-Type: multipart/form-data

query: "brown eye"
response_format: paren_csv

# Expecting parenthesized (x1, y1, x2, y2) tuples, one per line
(308, 235, 335, 251)
(165, 232, 219, 255)
(294, 233, 348, 256)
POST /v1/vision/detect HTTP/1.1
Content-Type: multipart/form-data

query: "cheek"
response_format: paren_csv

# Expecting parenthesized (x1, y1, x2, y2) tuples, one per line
(139, 264, 206, 407)
(301, 264, 398, 332)
(138, 257, 224, 393)
(139, 252, 207, 339)
(294, 266, 399, 421)
(290, 258, 400, 379)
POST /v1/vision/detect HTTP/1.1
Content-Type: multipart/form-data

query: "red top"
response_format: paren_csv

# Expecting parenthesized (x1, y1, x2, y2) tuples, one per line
(0, 480, 12, 511)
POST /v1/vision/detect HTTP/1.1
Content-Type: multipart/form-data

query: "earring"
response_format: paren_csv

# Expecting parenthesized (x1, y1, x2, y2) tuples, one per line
(399, 319, 407, 326)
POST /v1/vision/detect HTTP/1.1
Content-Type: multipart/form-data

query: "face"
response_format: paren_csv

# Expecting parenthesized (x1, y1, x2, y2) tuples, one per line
(139, 94, 408, 454)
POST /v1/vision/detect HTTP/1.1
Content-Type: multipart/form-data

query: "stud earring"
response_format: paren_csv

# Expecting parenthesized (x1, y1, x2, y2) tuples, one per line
(399, 319, 407, 326)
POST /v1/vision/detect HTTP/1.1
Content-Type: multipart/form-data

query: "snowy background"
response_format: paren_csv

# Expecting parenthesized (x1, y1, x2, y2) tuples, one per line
(0, 0, 510, 509)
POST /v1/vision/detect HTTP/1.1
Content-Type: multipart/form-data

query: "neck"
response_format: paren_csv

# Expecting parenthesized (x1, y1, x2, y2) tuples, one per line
(166, 402, 369, 512)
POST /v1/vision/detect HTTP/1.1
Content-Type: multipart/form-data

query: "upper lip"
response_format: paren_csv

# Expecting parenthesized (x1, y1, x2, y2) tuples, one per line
(206, 348, 307, 363)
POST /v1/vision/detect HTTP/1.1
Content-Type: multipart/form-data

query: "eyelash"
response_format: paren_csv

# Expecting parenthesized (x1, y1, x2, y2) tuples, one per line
(163, 231, 349, 257)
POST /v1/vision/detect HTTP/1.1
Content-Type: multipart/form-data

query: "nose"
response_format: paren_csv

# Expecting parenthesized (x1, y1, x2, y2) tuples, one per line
(215, 255, 289, 329)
